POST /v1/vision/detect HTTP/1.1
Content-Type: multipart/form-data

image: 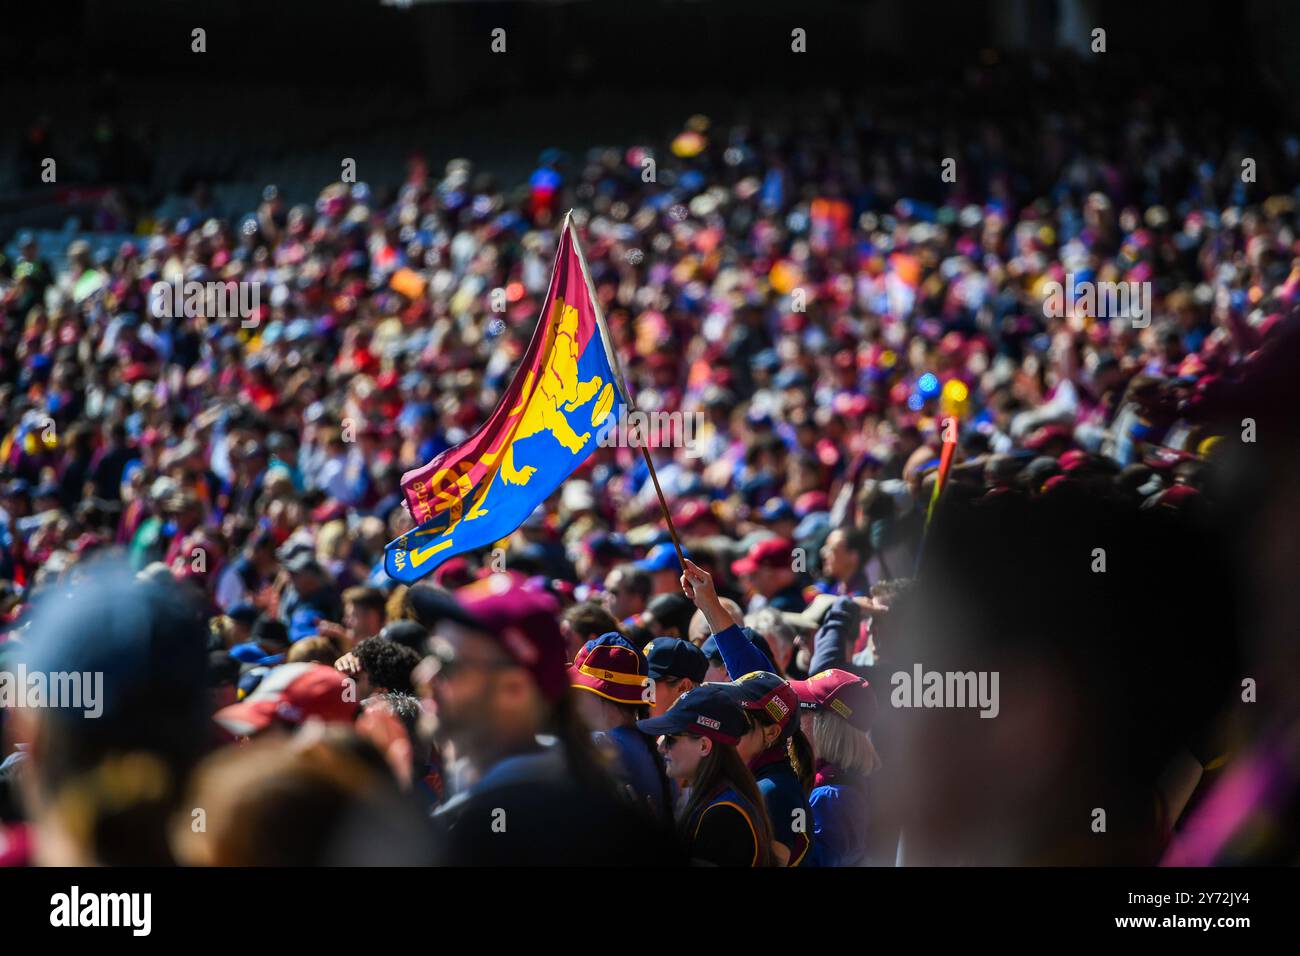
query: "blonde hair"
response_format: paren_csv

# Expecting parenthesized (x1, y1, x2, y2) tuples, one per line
(287, 633, 343, 665)
(386, 585, 411, 623)
(209, 615, 236, 649)
(812, 711, 881, 777)
(315, 519, 349, 563)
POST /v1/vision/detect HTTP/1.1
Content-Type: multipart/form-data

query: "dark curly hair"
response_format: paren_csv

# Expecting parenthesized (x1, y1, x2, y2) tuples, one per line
(354, 638, 421, 694)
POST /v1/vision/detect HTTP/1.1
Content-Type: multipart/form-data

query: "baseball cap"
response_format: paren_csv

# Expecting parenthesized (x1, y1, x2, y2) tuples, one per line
(459, 583, 568, 704)
(732, 536, 794, 576)
(671, 499, 715, 531)
(2, 479, 30, 498)
(635, 683, 748, 746)
(794, 491, 829, 516)
(585, 532, 633, 564)
(719, 671, 799, 737)
(284, 552, 324, 575)
(788, 668, 877, 732)
(1023, 423, 1073, 451)
(213, 662, 359, 737)
(642, 637, 708, 683)
(226, 603, 259, 626)
(758, 498, 796, 524)
(635, 542, 685, 573)
(288, 607, 323, 643)
(569, 632, 649, 705)
(699, 626, 776, 671)
(794, 511, 831, 544)
(1057, 449, 1091, 473)
(228, 641, 285, 666)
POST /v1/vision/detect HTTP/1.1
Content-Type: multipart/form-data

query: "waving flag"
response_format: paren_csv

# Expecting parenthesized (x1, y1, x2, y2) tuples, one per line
(925, 423, 958, 529)
(384, 213, 628, 583)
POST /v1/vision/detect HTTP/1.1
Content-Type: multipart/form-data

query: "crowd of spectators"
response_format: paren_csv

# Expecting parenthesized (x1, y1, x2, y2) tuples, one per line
(1, 67, 1297, 865)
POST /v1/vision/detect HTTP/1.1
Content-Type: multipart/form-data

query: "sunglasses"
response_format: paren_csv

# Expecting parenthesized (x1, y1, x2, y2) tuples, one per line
(425, 643, 512, 680)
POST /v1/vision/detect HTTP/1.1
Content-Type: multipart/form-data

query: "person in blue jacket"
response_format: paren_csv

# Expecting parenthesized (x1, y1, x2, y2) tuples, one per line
(789, 668, 882, 866)
(569, 631, 674, 825)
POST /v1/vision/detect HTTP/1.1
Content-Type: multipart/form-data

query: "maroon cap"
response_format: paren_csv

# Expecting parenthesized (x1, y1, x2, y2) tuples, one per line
(214, 663, 359, 737)
(432, 556, 474, 590)
(311, 499, 347, 524)
(1057, 449, 1090, 473)
(1040, 474, 1073, 494)
(1024, 423, 1072, 451)
(724, 671, 800, 736)
(569, 633, 649, 705)
(671, 499, 715, 530)
(460, 584, 568, 704)
(1144, 484, 1203, 512)
(732, 537, 794, 577)
(788, 668, 877, 732)
(794, 491, 829, 516)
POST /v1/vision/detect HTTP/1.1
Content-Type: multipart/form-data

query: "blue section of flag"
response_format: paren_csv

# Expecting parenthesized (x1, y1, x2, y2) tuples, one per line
(383, 329, 623, 584)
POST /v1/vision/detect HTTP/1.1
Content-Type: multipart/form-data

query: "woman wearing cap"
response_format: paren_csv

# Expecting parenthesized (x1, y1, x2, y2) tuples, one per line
(789, 668, 881, 867)
(682, 560, 817, 865)
(569, 632, 673, 824)
(723, 671, 817, 866)
(636, 684, 774, 866)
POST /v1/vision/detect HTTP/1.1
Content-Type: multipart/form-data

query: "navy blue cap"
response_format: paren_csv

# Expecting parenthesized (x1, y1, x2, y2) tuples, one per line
(642, 637, 708, 683)
(226, 603, 259, 625)
(738, 474, 776, 504)
(586, 532, 633, 563)
(635, 542, 686, 573)
(635, 683, 748, 745)
(758, 497, 796, 523)
(2, 479, 30, 498)
(700, 626, 776, 670)
(229, 642, 285, 667)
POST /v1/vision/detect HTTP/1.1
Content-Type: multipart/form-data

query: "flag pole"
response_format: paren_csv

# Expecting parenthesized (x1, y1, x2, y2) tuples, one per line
(914, 418, 959, 574)
(566, 211, 688, 571)
(636, 442, 687, 568)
